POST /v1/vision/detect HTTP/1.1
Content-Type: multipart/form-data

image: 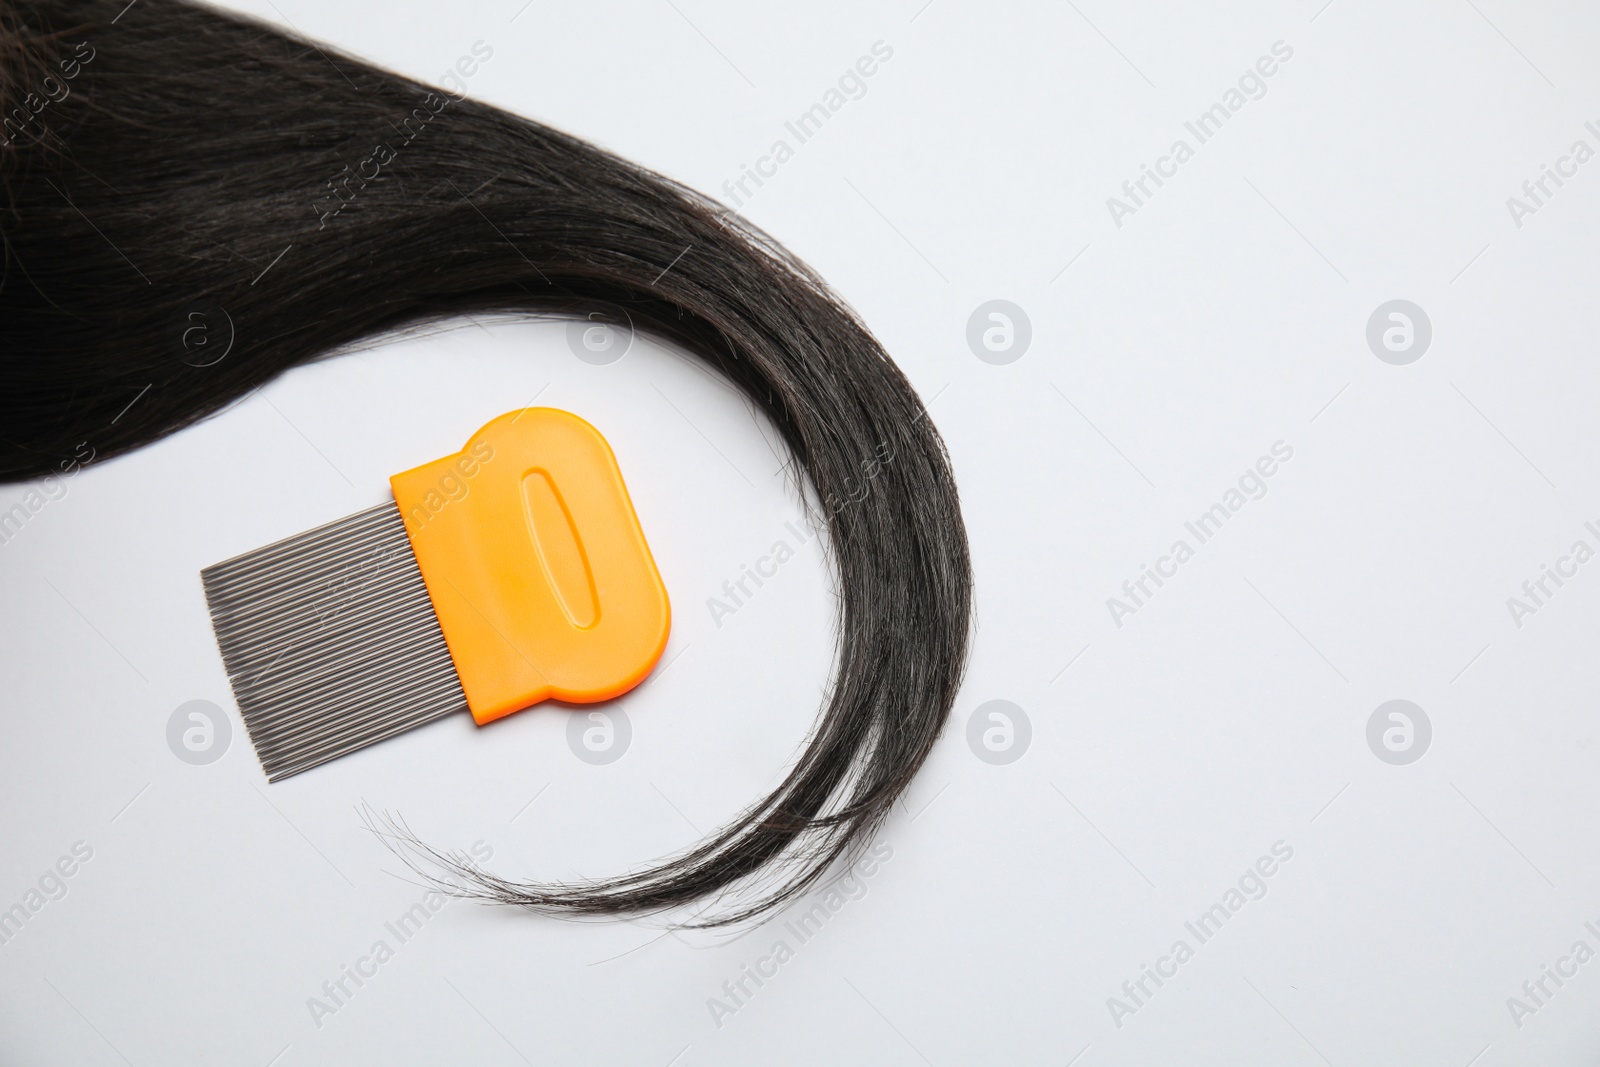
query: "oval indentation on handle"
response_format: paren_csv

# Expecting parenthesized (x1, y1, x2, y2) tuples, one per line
(521, 468, 599, 629)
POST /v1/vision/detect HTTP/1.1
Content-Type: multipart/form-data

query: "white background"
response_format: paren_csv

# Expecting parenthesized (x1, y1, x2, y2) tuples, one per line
(3, 0, 1600, 1063)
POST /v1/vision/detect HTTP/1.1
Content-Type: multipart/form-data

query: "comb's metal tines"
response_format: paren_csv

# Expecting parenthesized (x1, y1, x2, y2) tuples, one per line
(205, 504, 404, 602)
(204, 507, 414, 628)
(217, 590, 445, 694)
(231, 605, 453, 712)
(201, 501, 467, 781)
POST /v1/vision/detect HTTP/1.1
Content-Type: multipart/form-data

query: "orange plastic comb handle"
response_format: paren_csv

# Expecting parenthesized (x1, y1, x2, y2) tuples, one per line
(389, 408, 671, 724)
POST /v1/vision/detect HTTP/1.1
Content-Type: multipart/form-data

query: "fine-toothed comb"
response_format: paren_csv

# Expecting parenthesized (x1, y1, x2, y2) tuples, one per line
(201, 407, 671, 780)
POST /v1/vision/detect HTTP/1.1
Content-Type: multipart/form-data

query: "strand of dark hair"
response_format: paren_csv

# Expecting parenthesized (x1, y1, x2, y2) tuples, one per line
(0, 0, 971, 925)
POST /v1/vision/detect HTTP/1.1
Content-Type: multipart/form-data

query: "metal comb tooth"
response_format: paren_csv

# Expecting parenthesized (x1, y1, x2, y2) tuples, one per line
(201, 501, 465, 781)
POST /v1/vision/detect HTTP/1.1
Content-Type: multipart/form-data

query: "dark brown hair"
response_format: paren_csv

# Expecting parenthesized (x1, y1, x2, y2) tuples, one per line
(0, 0, 971, 925)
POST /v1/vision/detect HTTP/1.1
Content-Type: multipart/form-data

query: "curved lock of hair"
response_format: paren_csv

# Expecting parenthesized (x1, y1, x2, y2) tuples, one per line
(0, 0, 971, 924)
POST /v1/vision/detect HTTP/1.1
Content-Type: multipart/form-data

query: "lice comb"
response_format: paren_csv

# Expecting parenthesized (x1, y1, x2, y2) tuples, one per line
(202, 408, 671, 781)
